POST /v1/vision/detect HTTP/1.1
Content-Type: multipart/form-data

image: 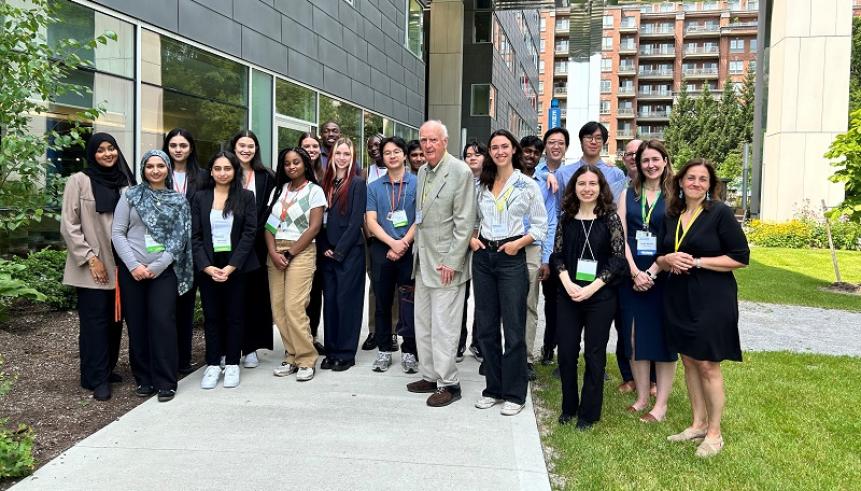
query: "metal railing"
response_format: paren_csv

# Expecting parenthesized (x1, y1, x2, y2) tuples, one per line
(617, 107, 634, 116)
(640, 131, 666, 139)
(683, 67, 719, 76)
(617, 87, 635, 95)
(553, 86, 567, 96)
(638, 89, 673, 97)
(639, 68, 674, 77)
(638, 110, 671, 118)
(640, 46, 675, 56)
(616, 130, 634, 139)
(640, 26, 674, 35)
(619, 64, 637, 73)
(684, 46, 719, 55)
(685, 24, 720, 33)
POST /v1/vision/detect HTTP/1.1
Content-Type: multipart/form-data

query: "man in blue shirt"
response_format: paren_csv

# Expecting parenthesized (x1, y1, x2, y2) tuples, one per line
(554, 122, 627, 204)
(520, 136, 558, 381)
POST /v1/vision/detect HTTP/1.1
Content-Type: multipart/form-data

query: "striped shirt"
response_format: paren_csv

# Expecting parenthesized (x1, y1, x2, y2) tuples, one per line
(476, 170, 548, 242)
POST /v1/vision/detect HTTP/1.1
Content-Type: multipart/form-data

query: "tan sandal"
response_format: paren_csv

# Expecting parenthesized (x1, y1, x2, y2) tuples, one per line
(695, 436, 724, 458)
(667, 427, 707, 442)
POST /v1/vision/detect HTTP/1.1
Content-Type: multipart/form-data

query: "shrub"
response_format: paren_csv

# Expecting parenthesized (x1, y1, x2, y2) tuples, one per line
(0, 260, 46, 322)
(12, 248, 76, 310)
(0, 356, 36, 478)
(746, 218, 861, 251)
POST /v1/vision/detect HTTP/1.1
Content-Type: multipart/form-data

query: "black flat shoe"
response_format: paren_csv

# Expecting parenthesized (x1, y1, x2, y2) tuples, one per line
(93, 383, 111, 401)
(135, 385, 156, 397)
(108, 372, 123, 384)
(313, 341, 326, 356)
(478, 362, 486, 376)
(527, 363, 536, 382)
(178, 365, 195, 376)
(558, 413, 575, 425)
(576, 419, 593, 431)
(332, 359, 355, 372)
(540, 347, 554, 365)
(320, 357, 334, 370)
(157, 389, 175, 402)
(361, 333, 376, 351)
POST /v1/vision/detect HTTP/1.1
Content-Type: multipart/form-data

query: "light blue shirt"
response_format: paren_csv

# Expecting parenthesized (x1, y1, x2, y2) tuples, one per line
(554, 158, 627, 211)
(366, 172, 417, 240)
(523, 170, 557, 264)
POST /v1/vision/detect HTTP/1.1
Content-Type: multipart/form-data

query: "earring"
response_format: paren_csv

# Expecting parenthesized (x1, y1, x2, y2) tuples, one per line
(707, 191, 711, 200)
(678, 189, 683, 199)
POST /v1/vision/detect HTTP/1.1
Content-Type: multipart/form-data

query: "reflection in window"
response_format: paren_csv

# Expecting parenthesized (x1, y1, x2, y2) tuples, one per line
(470, 84, 496, 117)
(406, 0, 424, 57)
(364, 111, 384, 164)
(251, 70, 273, 167)
(319, 95, 363, 165)
(275, 78, 317, 123)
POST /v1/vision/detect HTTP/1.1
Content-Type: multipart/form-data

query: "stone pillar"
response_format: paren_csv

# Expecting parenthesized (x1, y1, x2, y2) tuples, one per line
(759, 0, 850, 221)
(426, 0, 464, 154)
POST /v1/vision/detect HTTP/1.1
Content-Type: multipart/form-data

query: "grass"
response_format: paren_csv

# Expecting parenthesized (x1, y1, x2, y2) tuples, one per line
(532, 352, 861, 490)
(735, 247, 861, 311)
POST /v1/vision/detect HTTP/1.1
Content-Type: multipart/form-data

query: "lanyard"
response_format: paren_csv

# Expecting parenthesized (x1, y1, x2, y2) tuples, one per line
(279, 181, 309, 221)
(388, 178, 405, 212)
(173, 171, 187, 195)
(640, 190, 661, 229)
(579, 218, 596, 260)
(674, 206, 703, 252)
(493, 185, 514, 212)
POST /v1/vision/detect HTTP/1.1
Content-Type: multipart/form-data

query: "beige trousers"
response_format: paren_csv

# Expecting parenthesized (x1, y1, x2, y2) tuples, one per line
(524, 244, 541, 363)
(268, 241, 318, 368)
(414, 273, 467, 387)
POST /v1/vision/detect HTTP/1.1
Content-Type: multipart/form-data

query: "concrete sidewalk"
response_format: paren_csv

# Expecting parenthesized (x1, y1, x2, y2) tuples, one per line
(14, 329, 551, 491)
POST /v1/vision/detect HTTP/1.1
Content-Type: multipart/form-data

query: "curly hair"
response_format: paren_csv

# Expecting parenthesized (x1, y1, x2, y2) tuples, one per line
(665, 158, 721, 218)
(561, 164, 616, 217)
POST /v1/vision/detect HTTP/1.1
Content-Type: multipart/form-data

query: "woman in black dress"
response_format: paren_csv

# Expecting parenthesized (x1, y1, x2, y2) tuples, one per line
(656, 159, 749, 458)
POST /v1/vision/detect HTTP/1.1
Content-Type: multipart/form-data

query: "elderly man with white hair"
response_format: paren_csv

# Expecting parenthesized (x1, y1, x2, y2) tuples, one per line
(406, 120, 476, 407)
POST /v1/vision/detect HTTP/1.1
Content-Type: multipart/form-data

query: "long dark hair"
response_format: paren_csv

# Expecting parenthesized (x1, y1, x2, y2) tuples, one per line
(206, 151, 245, 219)
(322, 137, 357, 214)
(297, 132, 324, 181)
(632, 139, 673, 200)
(162, 128, 202, 192)
(228, 130, 267, 173)
(479, 129, 524, 188)
(666, 158, 721, 218)
(267, 147, 317, 213)
(561, 164, 616, 217)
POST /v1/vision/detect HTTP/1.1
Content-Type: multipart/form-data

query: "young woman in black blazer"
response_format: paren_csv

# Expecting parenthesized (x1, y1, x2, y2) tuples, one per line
(192, 151, 259, 389)
(228, 130, 276, 367)
(319, 137, 367, 371)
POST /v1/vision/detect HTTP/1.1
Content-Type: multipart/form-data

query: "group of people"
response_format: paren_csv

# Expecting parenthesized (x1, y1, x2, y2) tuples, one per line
(61, 117, 748, 458)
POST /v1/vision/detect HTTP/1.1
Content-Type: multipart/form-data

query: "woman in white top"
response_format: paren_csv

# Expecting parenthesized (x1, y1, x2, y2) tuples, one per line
(265, 147, 326, 382)
(469, 129, 548, 417)
(192, 151, 259, 389)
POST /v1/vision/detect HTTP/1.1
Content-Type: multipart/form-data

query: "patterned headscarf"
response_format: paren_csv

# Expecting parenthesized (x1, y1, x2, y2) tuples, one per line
(125, 149, 193, 295)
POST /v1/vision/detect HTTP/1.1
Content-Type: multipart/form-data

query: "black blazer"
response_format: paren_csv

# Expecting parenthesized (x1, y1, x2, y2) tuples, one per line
(191, 188, 260, 273)
(319, 177, 367, 262)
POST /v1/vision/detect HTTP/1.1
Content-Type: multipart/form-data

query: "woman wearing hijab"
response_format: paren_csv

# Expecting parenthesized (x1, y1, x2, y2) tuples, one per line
(61, 133, 136, 401)
(112, 149, 193, 403)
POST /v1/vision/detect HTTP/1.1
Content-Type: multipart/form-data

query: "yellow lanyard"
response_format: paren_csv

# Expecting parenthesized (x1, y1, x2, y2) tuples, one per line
(641, 190, 661, 230)
(674, 206, 703, 252)
(493, 185, 514, 212)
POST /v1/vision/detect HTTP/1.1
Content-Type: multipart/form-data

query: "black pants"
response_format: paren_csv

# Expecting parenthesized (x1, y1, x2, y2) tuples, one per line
(322, 245, 365, 362)
(118, 264, 178, 391)
(614, 303, 632, 382)
(243, 239, 274, 354)
(473, 247, 529, 405)
(370, 240, 416, 355)
(306, 253, 324, 338)
(542, 273, 559, 352)
(76, 287, 122, 390)
(458, 280, 476, 352)
(176, 282, 197, 370)
(556, 292, 616, 424)
(198, 259, 246, 366)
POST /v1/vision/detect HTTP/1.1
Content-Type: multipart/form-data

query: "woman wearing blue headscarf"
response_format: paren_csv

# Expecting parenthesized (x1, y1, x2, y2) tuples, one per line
(112, 149, 193, 402)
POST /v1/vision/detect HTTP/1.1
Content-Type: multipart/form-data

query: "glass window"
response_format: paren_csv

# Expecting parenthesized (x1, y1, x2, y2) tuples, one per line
(603, 15, 613, 28)
(48, 0, 135, 78)
(363, 111, 384, 163)
(540, 17, 546, 31)
(470, 84, 495, 117)
(474, 12, 492, 43)
(475, 0, 492, 8)
(729, 60, 743, 74)
(318, 95, 363, 164)
(406, 0, 424, 58)
(602, 37, 613, 50)
(600, 79, 611, 93)
(251, 70, 273, 167)
(749, 60, 757, 72)
(539, 60, 545, 73)
(538, 81, 544, 94)
(540, 38, 546, 53)
(730, 38, 744, 52)
(141, 29, 248, 161)
(601, 58, 612, 72)
(275, 78, 317, 123)
(600, 100, 610, 114)
(749, 38, 758, 52)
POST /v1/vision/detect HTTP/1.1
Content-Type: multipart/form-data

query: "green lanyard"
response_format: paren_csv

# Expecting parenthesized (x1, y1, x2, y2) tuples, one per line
(641, 190, 661, 230)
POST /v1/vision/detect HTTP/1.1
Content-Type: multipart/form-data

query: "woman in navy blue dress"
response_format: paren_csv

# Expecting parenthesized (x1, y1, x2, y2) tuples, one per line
(617, 140, 677, 423)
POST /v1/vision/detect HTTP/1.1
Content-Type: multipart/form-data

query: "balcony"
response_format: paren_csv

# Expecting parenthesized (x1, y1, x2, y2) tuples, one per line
(638, 110, 671, 121)
(560, 109, 567, 119)
(639, 130, 666, 140)
(619, 21, 638, 32)
(553, 68, 567, 78)
(618, 43, 637, 54)
(617, 86, 636, 97)
(683, 67, 719, 78)
(618, 64, 637, 75)
(617, 107, 635, 119)
(638, 68, 674, 80)
(616, 130, 634, 139)
(638, 89, 674, 100)
(640, 26, 675, 38)
(685, 24, 720, 37)
(553, 86, 567, 97)
(639, 45, 676, 58)
(684, 45, 720, 58)
(724, 21, 758, 35)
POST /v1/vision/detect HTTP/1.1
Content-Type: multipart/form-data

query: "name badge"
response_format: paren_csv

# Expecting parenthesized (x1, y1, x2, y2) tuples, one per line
(415, 210, 423, 225)
(144, 233, 165, 254)
(213, 233, 232, 252)
(389, 209, 409, 228)
(575, 259, 598, 282)
(635, 230, 657, 256)
(491, 222, 508, 237)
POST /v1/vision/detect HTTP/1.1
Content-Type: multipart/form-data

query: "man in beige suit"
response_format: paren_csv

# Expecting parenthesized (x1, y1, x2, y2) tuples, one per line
(406, 120, 476, 407)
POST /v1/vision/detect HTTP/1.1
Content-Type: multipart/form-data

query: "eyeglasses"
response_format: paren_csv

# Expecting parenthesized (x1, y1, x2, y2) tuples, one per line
(583, 135, 604, 143)
(382, 149, 404, 157)
(620, 152, 636, 158)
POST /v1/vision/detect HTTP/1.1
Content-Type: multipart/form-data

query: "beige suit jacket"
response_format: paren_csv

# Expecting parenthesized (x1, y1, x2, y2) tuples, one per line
(412, 152, 476, 288)
(60, 172, 120, 290)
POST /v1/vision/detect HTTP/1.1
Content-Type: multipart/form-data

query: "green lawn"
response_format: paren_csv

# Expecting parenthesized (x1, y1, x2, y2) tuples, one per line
(532, 352, 861, 490)
(736, 247, 861, 311)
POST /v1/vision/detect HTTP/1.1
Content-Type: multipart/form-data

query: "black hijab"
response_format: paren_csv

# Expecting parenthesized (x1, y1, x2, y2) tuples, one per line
(83, 133, 136, 213)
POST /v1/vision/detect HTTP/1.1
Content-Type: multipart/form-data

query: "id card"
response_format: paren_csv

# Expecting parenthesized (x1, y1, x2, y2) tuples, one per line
(390, 209, 409, 228)
(144, 233, 165, 254)
(575, 259, 598, 282)
(635, 230, 657, 256)
(213, 233, 232, 252)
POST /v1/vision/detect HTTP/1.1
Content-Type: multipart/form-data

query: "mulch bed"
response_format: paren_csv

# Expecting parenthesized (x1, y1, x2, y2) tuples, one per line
(0, 303, 204, 489)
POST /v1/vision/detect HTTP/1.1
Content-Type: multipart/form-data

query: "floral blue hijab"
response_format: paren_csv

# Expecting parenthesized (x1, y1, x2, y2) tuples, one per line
(125, 149, 193, 295)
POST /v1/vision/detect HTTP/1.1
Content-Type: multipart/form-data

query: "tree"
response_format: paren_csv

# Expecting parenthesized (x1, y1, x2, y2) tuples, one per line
(663, 80, 696, 168)
(849, 17, 861, 115)
(0, 0, 116, 231)
(825, 108, 861, 222)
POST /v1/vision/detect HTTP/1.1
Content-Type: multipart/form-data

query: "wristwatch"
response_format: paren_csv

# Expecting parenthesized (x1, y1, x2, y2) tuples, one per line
(645, 270, 658, 280)
(283, 250, 294, 261)
(695, 258, 702, 269)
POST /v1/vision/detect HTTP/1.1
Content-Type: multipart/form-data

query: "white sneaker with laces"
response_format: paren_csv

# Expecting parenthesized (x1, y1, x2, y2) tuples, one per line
(475, 396, 503, 409)
(296, 366, 315, 382)
(401, 353, 418, 374)
(200, 365, 222, 389)
(372, 352, 393, 372)
(273, 362, 298, 377)
(223, 365, 240, 388)
(500, 401, 525, 416)
(244, 351, 259, 368)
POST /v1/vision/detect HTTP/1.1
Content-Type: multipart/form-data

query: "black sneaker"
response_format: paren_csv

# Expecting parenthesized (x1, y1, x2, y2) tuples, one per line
(455, 346, 465, 363)
(135, 385, 156, 397)
(332, 359, 355, 372)
(157, 389, 175, 402)
(320, 357, 334, 370)
(93, 383, 111, 401)
(178, 365, 195, 376)
(361, 332, 376, 351)
(478, 362, 486, 376)
(469, 344, 483, 363)
(527, 363, 536, 381)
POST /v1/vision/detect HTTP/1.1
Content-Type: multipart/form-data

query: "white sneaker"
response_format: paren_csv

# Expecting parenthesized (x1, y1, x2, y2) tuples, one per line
(401, 353, 418, 374)
(219, 356, 226, 369)
(475, 396, 503, 409)
(244, 351, 259, 368)
(372, 352, 393, 372)
(223, 365, 240, 388)
(500, 401, 525, 416)
(200, 365, 222, 389)
(273, 362, 298, 377)
(296, 366, 315, 382)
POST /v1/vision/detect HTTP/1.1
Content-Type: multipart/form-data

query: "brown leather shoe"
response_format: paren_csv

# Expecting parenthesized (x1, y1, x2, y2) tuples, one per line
(617, 380, 635, 393)
(426, 386, 462, 407)
(406, 379, 437, 393)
